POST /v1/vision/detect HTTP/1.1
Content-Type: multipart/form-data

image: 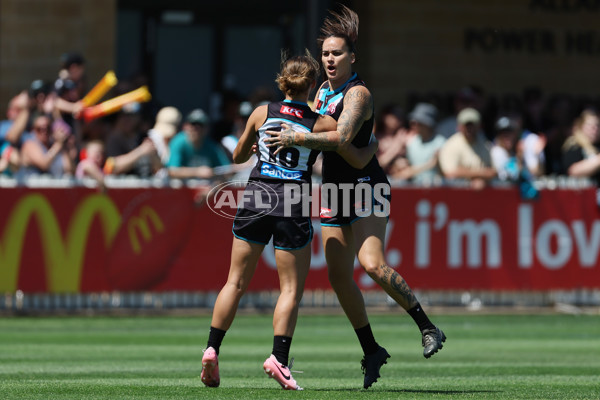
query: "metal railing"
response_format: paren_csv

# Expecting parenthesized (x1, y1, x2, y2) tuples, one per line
(2, 289, 599, 313)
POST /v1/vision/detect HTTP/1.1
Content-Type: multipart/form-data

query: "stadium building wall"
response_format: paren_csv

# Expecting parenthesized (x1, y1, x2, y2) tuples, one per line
(2, 0, 600, 117)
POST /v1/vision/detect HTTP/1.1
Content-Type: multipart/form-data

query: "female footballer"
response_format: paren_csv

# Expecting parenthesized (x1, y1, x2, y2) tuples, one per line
(265, 5, 446, 389)
(201, 50, 377, 391)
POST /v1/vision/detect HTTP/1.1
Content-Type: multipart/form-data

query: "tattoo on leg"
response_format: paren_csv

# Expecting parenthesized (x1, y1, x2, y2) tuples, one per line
(379, 264, 417, 306)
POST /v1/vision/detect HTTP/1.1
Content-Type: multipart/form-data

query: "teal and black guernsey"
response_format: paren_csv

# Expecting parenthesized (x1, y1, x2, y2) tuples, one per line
(244, 100, 320, 217)
(315, 73, 387, 185)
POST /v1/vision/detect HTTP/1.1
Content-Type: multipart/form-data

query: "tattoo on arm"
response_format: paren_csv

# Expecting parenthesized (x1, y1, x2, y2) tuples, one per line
(303, 131, 339, 151)
(278, 127, 296, 148)
(299, 87, 373, 151)
(336, 88, 372, 147)
(379, 264, 418, 307)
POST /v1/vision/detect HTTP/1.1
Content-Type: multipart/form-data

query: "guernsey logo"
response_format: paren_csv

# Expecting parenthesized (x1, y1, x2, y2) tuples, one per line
(280, 105, 304, 118)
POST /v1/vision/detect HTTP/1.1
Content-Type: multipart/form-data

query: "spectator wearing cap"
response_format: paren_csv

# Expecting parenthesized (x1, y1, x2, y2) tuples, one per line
(166, 108, 231, 180)
(28, 80, 53, 119)
(397, 102, 446, 184)
(490, 116, 520, 181)
(438, 107, 496, 188)
(4, 81, 55, 152)
(52, 52, 86, 123)
(52, 77, 83, 130)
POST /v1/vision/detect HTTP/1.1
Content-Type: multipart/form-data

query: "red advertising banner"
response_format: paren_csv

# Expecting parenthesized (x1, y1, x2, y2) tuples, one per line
(1, 185, 599, 294)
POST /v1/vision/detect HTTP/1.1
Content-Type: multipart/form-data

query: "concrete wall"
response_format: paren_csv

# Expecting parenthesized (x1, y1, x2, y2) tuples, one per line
(0, 0, 116, 114)
(1, 0, 598, 117)
(357, 0, 600, 110)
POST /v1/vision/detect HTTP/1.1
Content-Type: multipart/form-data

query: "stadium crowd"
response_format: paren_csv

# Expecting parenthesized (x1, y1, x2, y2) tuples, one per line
(1, 53, 599, 193)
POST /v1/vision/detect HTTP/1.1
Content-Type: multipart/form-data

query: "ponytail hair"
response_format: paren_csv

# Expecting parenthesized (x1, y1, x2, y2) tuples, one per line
(275, 49, 321, 97)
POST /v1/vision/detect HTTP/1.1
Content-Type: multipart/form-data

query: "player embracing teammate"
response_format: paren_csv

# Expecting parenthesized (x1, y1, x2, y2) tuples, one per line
(265, 4, 446, 389)
(200, 49, 376, 390)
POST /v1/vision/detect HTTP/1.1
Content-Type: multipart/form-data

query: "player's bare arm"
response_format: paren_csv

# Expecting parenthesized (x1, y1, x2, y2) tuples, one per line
(264, 86, 373, 154)
(232, 106, 265, 163)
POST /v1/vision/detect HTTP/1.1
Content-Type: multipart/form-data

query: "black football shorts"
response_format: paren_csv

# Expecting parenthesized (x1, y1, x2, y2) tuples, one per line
(232, 208, 313, 250)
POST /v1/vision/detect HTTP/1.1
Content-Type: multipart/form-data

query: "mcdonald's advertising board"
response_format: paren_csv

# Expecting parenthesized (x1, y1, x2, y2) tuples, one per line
(1, 185, 599, 294)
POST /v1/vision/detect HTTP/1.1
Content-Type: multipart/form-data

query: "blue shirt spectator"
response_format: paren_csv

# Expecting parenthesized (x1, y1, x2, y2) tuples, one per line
(167, 132, 230, 168)
(167, 109, 230, 168)
(166, 109, 230, 180)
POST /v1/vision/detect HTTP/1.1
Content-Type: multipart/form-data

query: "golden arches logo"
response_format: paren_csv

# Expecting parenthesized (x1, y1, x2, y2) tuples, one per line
(127, 206, 164, 254)
(0, 193, 121, 293)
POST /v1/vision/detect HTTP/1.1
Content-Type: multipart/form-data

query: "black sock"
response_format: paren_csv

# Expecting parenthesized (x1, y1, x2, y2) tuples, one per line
(272, 335, 292, 366)
(207, 326, 227, 355)
(407, 303, 435, 333)
(354, 324, 379, 355)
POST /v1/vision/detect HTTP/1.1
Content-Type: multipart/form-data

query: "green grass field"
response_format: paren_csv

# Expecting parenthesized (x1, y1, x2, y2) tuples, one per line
(0, 311, 598, 399)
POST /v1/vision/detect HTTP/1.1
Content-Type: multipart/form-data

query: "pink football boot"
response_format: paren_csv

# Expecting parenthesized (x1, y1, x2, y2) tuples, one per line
(263, 354, 303, 391)
(201, 347, 220, 387)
